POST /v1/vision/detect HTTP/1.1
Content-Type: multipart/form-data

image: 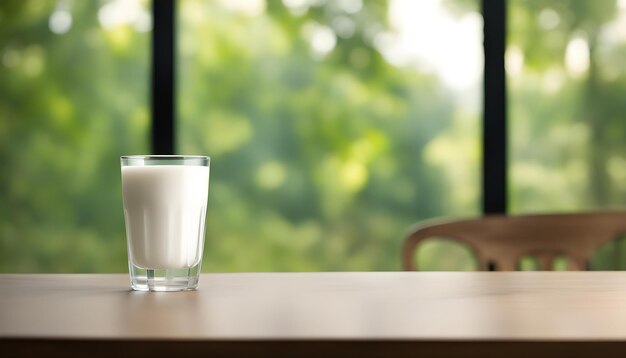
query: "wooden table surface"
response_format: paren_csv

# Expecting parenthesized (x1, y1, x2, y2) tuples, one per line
(3, 272, 626, 357)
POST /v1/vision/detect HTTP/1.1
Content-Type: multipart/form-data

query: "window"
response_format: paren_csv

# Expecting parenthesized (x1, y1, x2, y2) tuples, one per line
(3, 0, 625, 273)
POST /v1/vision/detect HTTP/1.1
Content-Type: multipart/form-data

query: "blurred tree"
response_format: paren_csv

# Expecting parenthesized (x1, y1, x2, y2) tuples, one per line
(178, 0, 481, 271)
(508, 0, 626, 269)
(0, 0, 149, 272)
(509, 0, 626, 212)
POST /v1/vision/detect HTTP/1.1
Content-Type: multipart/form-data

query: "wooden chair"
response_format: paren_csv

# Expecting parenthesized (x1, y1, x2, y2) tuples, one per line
(402, 211, 626, 271)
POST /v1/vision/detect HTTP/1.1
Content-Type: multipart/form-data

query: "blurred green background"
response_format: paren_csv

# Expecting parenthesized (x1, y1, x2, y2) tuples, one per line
(1, 0, 626, 273)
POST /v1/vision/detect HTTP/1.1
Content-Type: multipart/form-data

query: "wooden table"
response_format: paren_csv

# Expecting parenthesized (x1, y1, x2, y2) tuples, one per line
(3, 272, 626, 357)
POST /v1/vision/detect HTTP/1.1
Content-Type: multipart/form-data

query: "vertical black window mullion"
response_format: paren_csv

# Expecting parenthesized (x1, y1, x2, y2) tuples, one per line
(482, 0, 507, 214)
(151, 0, 176, 155)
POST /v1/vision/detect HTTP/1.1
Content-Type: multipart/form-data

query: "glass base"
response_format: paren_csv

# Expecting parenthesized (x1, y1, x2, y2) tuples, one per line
(129, 262, 201, 292)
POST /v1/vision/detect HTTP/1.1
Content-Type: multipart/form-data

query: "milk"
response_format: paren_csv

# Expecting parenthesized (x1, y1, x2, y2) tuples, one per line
(121, 165, 209, 269)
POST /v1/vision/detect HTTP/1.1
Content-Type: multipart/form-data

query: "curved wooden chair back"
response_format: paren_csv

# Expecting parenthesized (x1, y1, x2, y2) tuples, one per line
(403, 211, 626, 271)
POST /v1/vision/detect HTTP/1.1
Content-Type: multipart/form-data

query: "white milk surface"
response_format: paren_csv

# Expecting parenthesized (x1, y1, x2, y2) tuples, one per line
(122, 165, 209, 269)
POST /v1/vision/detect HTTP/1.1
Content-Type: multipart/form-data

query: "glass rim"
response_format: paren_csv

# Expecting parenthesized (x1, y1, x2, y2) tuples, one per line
(121, 155, 209, 160)
(121, 155, 210, 166)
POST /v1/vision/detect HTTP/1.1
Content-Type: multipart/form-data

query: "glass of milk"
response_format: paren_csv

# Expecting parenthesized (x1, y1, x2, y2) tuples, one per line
(121, 155, 210, 291)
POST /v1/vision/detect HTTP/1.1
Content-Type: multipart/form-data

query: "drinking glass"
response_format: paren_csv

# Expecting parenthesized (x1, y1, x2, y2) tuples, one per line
(121, 155, 210, 291)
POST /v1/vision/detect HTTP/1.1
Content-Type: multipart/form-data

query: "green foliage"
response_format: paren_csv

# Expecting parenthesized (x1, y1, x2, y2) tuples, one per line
(508, 0, 626, 213)
(178, 0, 480, 271)
(0, 0, 149, 272)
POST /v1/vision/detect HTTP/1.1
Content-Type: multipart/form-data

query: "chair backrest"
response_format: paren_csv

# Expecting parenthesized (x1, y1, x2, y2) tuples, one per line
(402, 211, 626, 271)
